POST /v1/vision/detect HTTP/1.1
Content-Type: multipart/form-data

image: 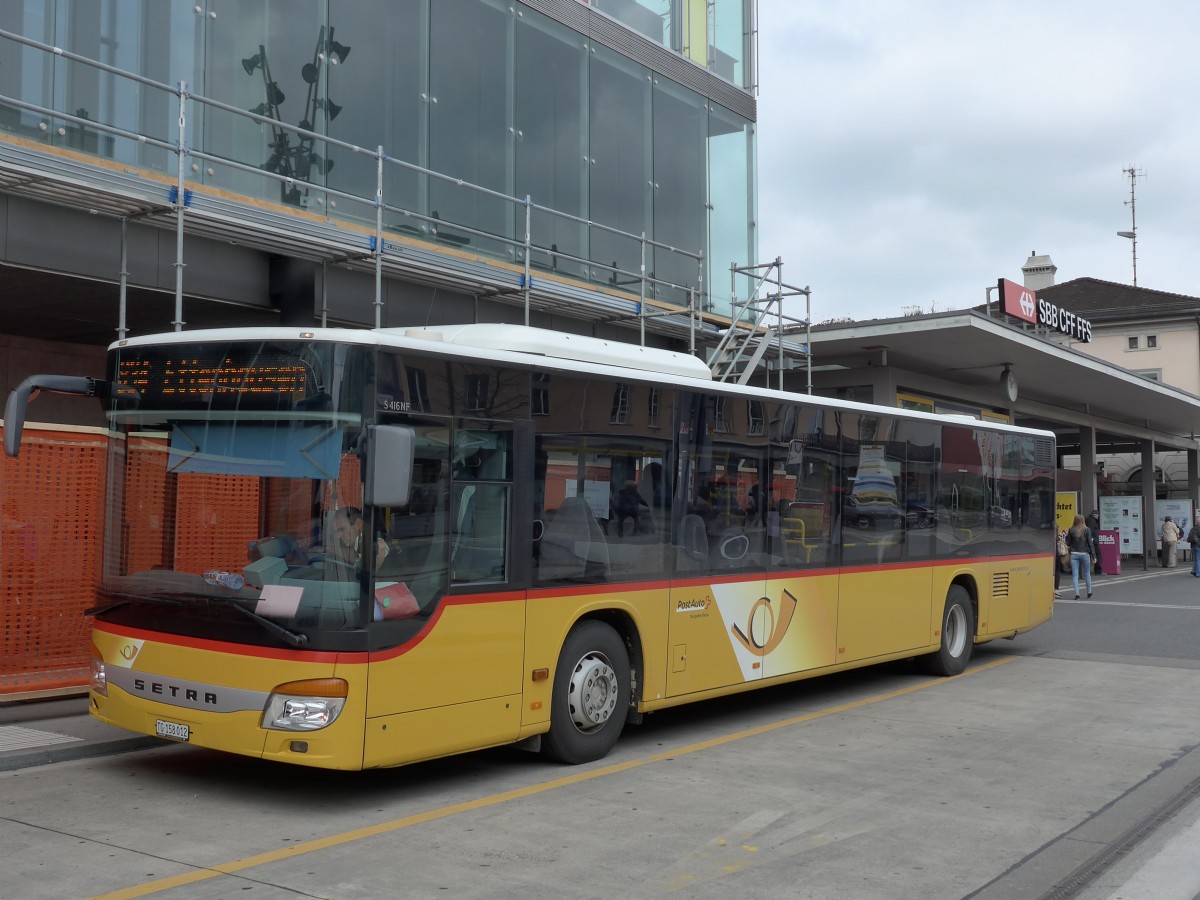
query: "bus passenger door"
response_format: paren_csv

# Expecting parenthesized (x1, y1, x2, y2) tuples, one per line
(364, 416, 526, 766)
(835, 417, 932, 662)
(667, 419, 768, 697)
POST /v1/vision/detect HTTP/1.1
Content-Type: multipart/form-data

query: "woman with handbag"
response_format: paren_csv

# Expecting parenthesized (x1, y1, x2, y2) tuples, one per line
(1055, 529, 1069, 595)
(1065, 515, 1095, 599)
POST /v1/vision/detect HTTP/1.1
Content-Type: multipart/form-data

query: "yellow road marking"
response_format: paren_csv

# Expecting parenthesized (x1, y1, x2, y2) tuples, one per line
(90, 656, 1015, 899)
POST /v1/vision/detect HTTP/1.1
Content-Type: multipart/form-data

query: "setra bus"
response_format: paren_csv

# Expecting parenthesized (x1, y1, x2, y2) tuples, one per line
(3, 324, 1056, 769)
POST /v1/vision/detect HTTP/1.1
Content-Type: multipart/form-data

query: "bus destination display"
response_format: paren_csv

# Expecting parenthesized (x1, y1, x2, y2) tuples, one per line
(118, 354, 311, 404)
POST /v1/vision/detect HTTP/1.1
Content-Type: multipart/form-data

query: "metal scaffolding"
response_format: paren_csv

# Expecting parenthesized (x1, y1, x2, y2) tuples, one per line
(708, 257, 812, 391)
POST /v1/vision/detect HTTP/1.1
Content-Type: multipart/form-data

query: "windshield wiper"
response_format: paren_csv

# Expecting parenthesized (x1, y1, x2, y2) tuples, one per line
(152, 590, 310, 648)
(86, 591, 185, 618)
(221, 598, 309, 648)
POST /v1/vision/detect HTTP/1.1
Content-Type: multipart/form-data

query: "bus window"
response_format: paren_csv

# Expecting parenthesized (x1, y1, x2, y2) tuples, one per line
(840, 414, 904, 567)
(899, 420, 941, 561)
(534, 437, 612, 584)
(770, 405, 837, 570)
(372, 425, 454, 618)
(676, 391, 770, 575)
(450, 428, 512, 585)
(534, 435, 668, 584)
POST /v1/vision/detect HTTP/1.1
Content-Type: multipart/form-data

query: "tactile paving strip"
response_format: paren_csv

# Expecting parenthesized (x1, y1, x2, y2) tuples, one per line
(0, 726, 83, 752)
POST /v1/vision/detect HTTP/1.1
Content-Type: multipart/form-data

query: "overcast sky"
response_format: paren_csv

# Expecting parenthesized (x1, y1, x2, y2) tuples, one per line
(756, 2, 1200, 323)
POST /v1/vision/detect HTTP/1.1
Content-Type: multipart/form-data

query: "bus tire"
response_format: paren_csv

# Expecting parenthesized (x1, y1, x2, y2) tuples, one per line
(541, 620, 630, 764)
(920, 585, 975, 676)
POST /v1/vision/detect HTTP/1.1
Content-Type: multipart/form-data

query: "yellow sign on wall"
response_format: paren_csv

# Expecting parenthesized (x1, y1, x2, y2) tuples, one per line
(1056, 491, 1079, 534)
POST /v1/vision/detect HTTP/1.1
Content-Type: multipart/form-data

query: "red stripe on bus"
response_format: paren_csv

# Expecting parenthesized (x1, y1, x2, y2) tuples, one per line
(93, 620, 345, 663)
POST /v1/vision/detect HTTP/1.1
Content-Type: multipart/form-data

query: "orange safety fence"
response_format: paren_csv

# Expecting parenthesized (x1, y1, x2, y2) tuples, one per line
(1, 424, 107, 698)
(2, 425, 368, 700)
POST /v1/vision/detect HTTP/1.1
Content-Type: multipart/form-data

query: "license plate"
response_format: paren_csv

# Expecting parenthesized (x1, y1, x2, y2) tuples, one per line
(155, 719, 190, 742)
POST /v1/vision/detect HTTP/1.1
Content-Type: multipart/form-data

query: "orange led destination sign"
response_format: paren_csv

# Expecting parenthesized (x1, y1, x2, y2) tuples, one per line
(118, 356, 310, 400)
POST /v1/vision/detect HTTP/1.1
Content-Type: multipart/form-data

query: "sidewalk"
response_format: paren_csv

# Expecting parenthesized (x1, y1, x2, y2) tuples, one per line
(0, 695, 159, 772)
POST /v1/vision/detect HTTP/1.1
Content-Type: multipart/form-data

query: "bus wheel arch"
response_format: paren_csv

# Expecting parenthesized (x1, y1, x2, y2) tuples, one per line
(920, 581, 976, 676)
(541, 615, 635, 764)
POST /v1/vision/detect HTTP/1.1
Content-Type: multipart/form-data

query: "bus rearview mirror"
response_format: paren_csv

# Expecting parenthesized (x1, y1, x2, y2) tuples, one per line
(365, 424, 414, 508)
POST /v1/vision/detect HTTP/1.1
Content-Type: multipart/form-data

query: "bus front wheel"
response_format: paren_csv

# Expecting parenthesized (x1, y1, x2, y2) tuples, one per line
(920, 585, 975, 676)
(542, 620, 630, 764)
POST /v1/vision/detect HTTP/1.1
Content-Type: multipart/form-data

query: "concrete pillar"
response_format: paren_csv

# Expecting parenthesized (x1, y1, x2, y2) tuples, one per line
(1142, 439, 1157, 569)
(1079, 425, 1097, 517)
(1189, 448, 1199, 515)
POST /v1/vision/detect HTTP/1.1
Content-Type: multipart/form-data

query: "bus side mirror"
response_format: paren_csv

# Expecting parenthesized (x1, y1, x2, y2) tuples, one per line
(365, 424, 414, 508)
(4, 375, 110, 457)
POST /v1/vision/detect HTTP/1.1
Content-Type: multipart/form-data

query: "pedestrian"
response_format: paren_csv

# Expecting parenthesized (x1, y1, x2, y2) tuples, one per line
(1188, 516, 1200, 578)
(1160, 515, 1181, 568)
(1065, 515, 1095, 599)
(1054, 528, 1068, 596)
(1086, 509, 1102, 574)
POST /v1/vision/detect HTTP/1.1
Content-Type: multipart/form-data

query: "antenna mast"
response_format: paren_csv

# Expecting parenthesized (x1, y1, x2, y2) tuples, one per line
(1119, 166, 1144, 286)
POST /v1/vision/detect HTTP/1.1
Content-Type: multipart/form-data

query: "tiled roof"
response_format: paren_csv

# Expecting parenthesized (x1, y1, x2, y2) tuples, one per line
(1037, 278, 1200, 321)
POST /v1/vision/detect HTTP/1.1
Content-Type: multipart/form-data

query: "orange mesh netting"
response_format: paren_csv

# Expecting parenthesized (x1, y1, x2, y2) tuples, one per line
(173, 473, 261, 577)
(0, 426, 106, 696)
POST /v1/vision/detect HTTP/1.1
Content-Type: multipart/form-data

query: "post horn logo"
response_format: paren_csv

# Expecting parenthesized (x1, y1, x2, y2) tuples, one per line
(120, 643, 139, 661)
(731, 589, 799, 656)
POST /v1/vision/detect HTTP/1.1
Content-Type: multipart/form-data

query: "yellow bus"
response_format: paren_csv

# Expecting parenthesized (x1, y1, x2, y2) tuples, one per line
(4, 324, 1055, 769)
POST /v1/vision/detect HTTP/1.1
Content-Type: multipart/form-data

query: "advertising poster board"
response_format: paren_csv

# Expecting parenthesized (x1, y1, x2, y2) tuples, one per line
(1100, 496, 1141, 556)
(1153, 499, 1193, 552)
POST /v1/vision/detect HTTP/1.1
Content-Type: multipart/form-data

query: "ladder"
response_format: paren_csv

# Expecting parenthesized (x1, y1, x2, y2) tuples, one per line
(707, 258, 812, 390)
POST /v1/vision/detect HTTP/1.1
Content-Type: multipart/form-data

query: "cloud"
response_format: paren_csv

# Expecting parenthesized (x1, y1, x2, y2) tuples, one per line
(757, 2, 1200, 319)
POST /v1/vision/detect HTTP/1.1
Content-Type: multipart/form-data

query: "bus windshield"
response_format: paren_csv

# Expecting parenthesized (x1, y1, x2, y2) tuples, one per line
(100, 340, 374, 648)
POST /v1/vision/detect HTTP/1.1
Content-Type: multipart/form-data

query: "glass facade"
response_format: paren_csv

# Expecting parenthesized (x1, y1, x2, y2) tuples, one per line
(591, 0, 752, 89)
(0, 0, 754, 315)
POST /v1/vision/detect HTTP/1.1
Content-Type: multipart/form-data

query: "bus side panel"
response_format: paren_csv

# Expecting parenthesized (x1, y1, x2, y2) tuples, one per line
(362, 695, 523, 768)
(980, 555, 1054, 638)
(984, 560, 1029, 635)
(836, 565, 933, 663)
(90, 623, 364, 767)
(521, 587, 668, 727)
(366, 596, 525, 723)
(758, 573, 839, 680)
(666, 579, 762, 696)
(1029, 555, 1055, 628)
(667, 574, 839, 692)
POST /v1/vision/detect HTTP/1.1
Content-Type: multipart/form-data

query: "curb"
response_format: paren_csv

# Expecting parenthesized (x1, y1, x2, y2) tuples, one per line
(0, 735, 163, 773)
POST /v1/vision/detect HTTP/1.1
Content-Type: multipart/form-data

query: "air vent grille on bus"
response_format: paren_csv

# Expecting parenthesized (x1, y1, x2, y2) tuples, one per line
(1034, 439, 1055, 468)
(992, 572, 1011, 597)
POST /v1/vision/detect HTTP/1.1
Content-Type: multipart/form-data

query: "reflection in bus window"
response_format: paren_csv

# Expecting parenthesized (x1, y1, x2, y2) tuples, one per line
(839, 414, 904, 567)
(676, 392, 769, 575)
(534, 434, 668, 584)
(771, 406, 837, 569)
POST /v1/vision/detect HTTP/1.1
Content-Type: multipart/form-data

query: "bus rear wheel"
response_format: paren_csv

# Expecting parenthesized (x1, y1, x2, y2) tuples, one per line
(542, 620, 630, 764)
(920, 585, 975, 676)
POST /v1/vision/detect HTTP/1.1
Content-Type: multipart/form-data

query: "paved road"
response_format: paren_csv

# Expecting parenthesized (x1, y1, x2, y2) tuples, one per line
(2, 565, 1200, 899)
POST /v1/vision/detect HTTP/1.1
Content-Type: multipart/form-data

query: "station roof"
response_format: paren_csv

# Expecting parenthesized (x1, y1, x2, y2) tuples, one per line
(808, 309, 1200, 452)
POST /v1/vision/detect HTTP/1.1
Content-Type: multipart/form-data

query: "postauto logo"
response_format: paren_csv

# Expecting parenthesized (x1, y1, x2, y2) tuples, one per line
(731, 589, 799, 656)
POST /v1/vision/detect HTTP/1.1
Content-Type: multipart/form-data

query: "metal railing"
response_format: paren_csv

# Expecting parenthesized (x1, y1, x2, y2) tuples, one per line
(0, 27, 707, 344)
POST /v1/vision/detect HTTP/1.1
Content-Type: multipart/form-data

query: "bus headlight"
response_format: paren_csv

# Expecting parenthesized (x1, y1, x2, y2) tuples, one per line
(90, 652, 108, 697)
(261, 678, 348, 731)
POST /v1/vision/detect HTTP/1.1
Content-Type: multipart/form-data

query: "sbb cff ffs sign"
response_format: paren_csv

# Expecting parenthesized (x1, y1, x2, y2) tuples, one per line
(999, 278, 1092, 342)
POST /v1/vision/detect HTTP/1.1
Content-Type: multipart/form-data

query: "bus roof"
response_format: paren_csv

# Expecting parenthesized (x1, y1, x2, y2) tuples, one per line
(109, 325, 1055, 439)
(386, 324, 713, 380)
